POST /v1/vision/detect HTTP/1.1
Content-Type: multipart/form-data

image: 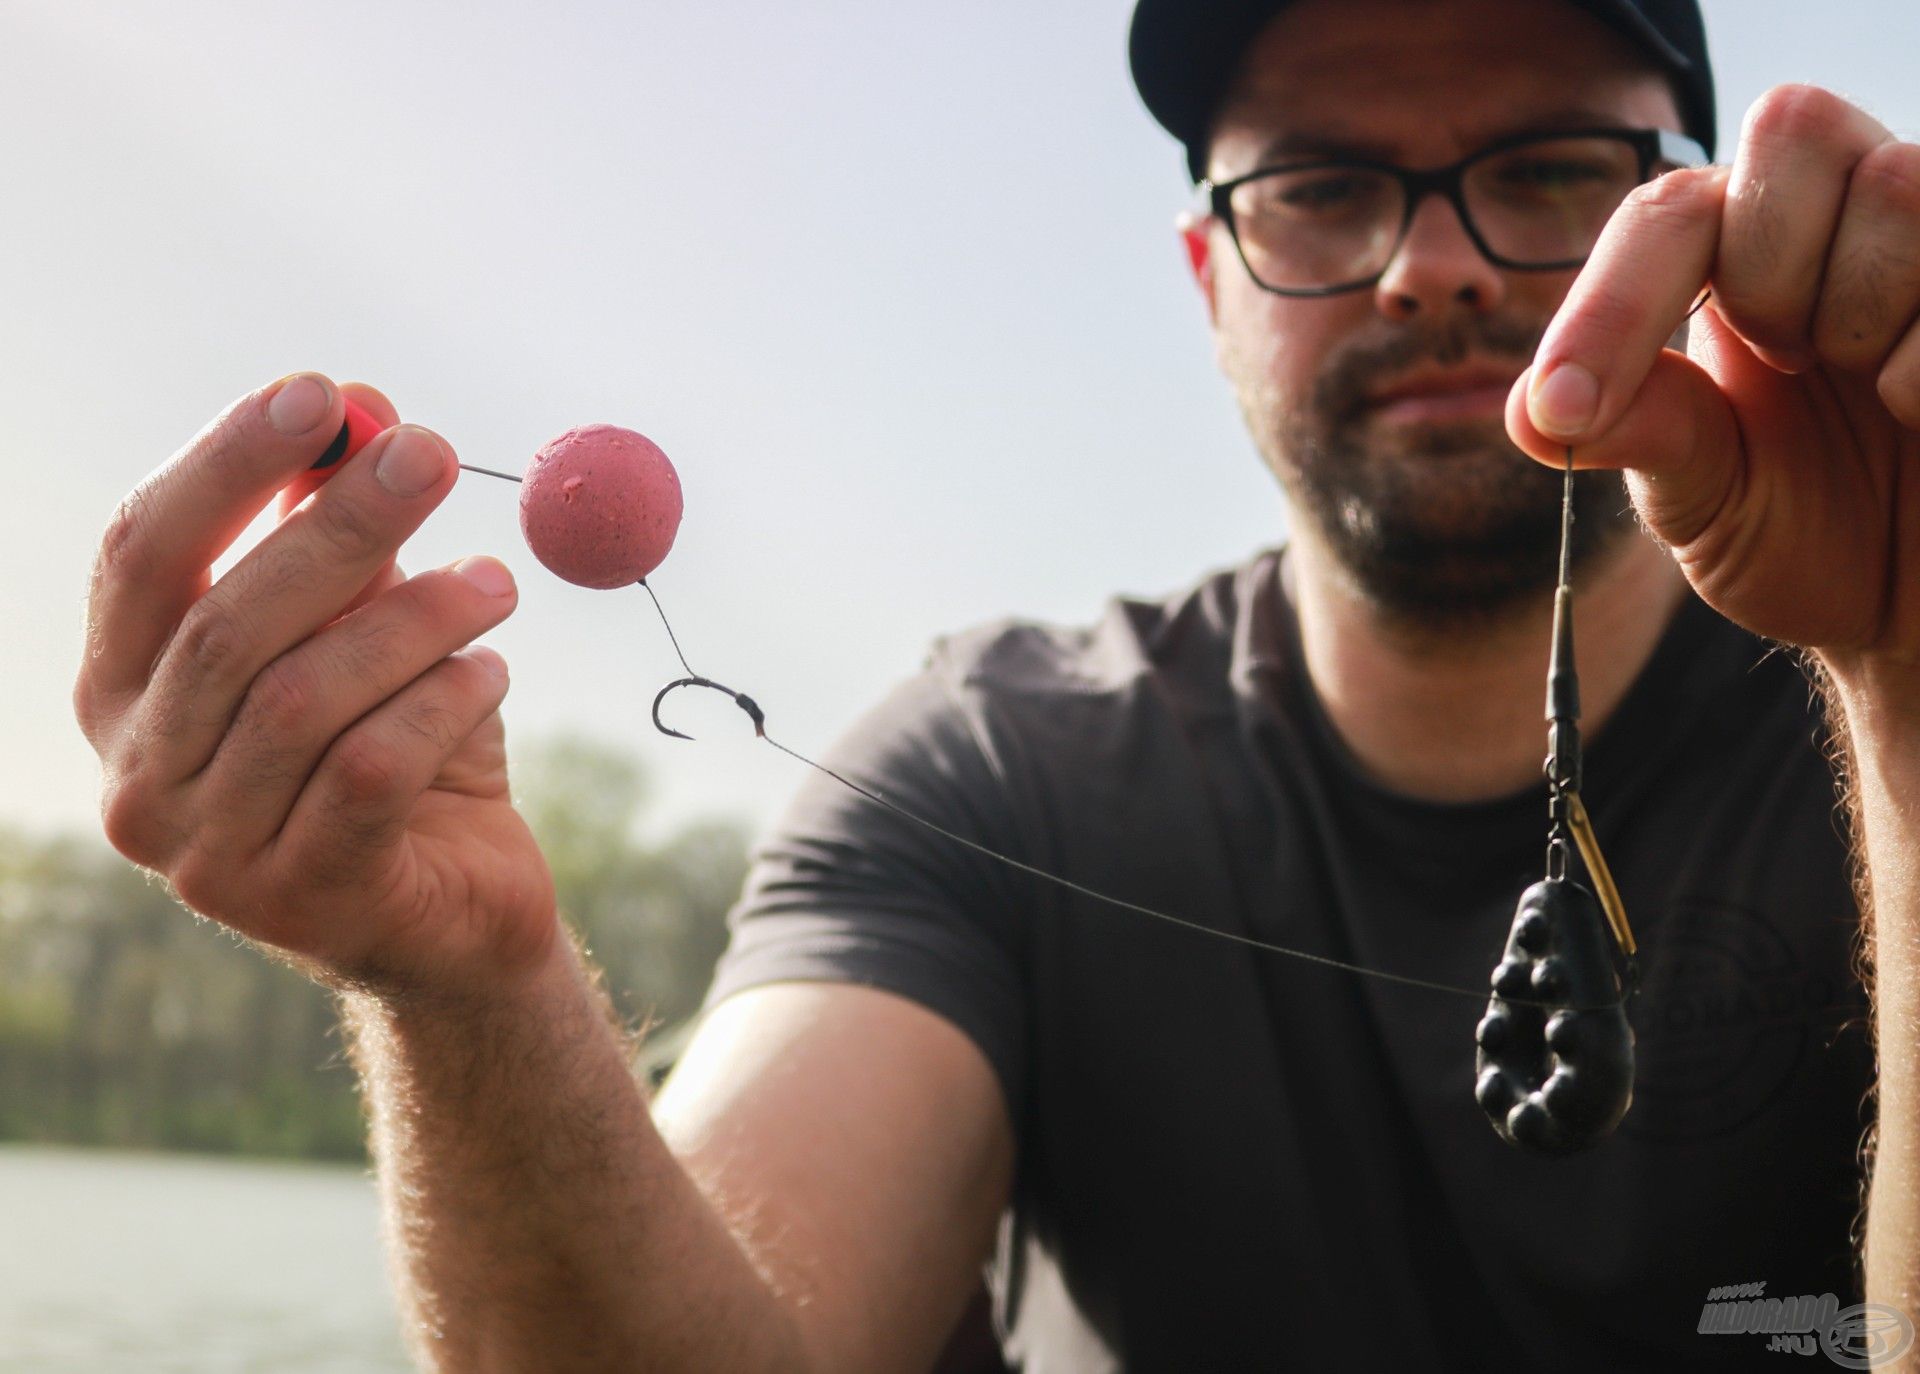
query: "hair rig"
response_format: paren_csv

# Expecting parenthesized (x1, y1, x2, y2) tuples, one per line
(313, 406, 1641, 1154)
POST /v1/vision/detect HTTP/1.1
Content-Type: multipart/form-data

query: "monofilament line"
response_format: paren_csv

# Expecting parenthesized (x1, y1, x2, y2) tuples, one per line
(639, 579, 697, 678)
(1559, 444, 1575, 590)
(440, 474, 1619, 1009)
(634, 576, 1619, 1013)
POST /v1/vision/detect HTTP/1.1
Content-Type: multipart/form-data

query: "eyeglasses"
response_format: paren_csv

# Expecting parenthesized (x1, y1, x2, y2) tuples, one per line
(1198, 127, 1710, 297)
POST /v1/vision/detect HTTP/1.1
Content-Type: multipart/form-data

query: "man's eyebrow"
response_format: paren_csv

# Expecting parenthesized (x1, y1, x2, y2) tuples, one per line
(1246, 130, 1394, 165)
(1244, 109, 1644, 168)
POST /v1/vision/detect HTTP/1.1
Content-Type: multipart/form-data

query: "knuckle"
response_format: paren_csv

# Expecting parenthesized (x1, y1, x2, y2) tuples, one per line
(1616, 168, 1720, 240)
(97, 736, 194, 865)
(99, 776, 164, 864)
(309, 489, 388, 561)
(72, 673, 107, 742)
(95, 485, 158, 587)
(338, 615, 408, 689)
(169, 602, 249, 687)
(1745, 83, 1852, 148)
(1850, 142, 1920, 214)
(398, 696, 464, 753)
(168, 848, 227, 914)
(329, 732, 404, 807)
(240, 656, 320, 739)
(245, 539, 314, 611)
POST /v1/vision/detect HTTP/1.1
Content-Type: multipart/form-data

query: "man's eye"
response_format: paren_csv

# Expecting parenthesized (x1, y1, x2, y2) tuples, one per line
(1261, 173, 1384, 217)
(1493, 158, 1611, 191)
(1285, 175, 1362, 206)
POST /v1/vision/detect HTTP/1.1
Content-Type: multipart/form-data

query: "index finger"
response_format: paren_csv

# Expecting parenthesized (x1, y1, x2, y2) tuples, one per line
(279, 383, 408, 626)
(1520, 165, 1729, 446)
(81, 372, 345, 706)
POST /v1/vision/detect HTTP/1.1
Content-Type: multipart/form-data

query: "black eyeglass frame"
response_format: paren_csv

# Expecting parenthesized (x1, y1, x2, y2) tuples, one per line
(1198, 127, 1712, 298)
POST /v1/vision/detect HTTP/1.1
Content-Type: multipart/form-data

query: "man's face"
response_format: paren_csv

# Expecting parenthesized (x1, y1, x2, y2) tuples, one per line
(1192, 0, 1684, 624)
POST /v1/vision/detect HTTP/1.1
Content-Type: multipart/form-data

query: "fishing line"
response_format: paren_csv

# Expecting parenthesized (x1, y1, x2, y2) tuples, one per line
(445, 459, 1629, 1014)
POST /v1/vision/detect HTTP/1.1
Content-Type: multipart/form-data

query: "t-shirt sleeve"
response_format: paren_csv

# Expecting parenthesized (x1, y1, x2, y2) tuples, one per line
(697, 646, 1034, 1116)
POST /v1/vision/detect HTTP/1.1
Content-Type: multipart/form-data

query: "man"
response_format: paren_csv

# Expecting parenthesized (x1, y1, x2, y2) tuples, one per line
(70, 0, 1920, 1368)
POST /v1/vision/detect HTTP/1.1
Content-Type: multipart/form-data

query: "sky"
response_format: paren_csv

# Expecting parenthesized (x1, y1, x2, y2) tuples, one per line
(4, 0, 1918, 852)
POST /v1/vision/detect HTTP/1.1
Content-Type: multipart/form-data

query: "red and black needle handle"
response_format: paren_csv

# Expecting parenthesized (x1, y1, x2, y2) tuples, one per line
(309, 398, 521, 486)
(310, 397, 386, 472)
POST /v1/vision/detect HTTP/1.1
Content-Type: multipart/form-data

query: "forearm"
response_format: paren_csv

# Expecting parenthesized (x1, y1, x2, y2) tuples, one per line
(340, 929, 812, 1373)
(1819, 652, 1920, 1314)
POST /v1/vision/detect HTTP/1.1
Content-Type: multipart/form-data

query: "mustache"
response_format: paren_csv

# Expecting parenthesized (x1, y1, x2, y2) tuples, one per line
(1314, 315, 1544, 425)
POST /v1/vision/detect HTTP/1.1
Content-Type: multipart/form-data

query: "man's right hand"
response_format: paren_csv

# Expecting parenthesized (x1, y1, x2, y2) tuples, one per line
(73, 372, 557, 998)
(73, 373, 1014, 1372)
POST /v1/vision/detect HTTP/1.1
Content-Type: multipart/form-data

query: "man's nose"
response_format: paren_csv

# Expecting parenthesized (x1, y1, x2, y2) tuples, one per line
(1372, 193, 1507, 322)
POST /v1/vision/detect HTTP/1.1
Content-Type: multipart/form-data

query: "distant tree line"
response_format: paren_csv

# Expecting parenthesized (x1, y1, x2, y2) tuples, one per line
(0, 735, 747, 1162)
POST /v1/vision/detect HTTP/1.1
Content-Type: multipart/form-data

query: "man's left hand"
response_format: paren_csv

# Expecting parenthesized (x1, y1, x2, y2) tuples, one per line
(1506, 84, 1920, 673)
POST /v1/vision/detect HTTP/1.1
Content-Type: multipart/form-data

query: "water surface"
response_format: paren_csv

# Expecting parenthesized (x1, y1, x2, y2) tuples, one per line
(0, 1145, 408, 1372)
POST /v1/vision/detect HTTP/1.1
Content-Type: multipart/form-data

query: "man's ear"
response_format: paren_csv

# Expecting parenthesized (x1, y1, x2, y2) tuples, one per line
(1176, 211, 1218, 325)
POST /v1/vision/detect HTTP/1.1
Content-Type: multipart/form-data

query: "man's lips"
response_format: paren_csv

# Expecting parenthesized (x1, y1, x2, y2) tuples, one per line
(1360, 366, 1525, 426)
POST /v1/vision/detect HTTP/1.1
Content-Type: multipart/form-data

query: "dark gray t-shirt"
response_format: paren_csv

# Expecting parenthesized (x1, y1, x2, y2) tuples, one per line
(701, 546, 1872, 1372)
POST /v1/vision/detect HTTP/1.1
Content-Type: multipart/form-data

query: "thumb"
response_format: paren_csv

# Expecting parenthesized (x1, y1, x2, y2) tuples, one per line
(1506, 317, 1747, 552)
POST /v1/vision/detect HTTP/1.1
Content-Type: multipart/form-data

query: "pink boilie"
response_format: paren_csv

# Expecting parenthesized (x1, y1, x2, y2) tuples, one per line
(518, 425, 683, 589)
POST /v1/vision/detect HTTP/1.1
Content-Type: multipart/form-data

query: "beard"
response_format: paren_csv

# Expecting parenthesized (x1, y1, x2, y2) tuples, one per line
(1229, 312, 1638, 630)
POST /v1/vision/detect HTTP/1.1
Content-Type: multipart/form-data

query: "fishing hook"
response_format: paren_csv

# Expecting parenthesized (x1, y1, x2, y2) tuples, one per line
(651, 675, 766, 741)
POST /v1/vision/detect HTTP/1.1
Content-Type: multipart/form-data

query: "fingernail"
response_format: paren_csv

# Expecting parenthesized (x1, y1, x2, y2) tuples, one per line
(468, 646, 508, 679)
(453, 555, 515, 598)
(376, 426, 447, 496)
(268, 374, 332, 436)
(1529, 363, 1599, 437)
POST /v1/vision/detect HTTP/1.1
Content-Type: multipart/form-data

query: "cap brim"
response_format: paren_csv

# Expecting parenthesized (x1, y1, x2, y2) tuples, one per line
(1128, 0, 1714, 181)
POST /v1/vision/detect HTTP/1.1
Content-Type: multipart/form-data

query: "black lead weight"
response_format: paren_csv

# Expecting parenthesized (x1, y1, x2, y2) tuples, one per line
(1476, 876, 1633, 1155)
(1474, 442, 1637, 1154)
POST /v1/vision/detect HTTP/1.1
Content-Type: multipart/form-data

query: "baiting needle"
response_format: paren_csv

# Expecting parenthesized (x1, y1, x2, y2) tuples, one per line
(310, 410, 523, 484)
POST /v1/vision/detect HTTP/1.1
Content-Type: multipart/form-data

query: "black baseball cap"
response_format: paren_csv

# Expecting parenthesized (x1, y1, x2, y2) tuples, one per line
(1129, 0, 1716, 181)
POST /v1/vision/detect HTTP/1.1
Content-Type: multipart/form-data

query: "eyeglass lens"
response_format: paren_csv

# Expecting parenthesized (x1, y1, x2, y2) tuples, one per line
(1227, 136, 1644, 293)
